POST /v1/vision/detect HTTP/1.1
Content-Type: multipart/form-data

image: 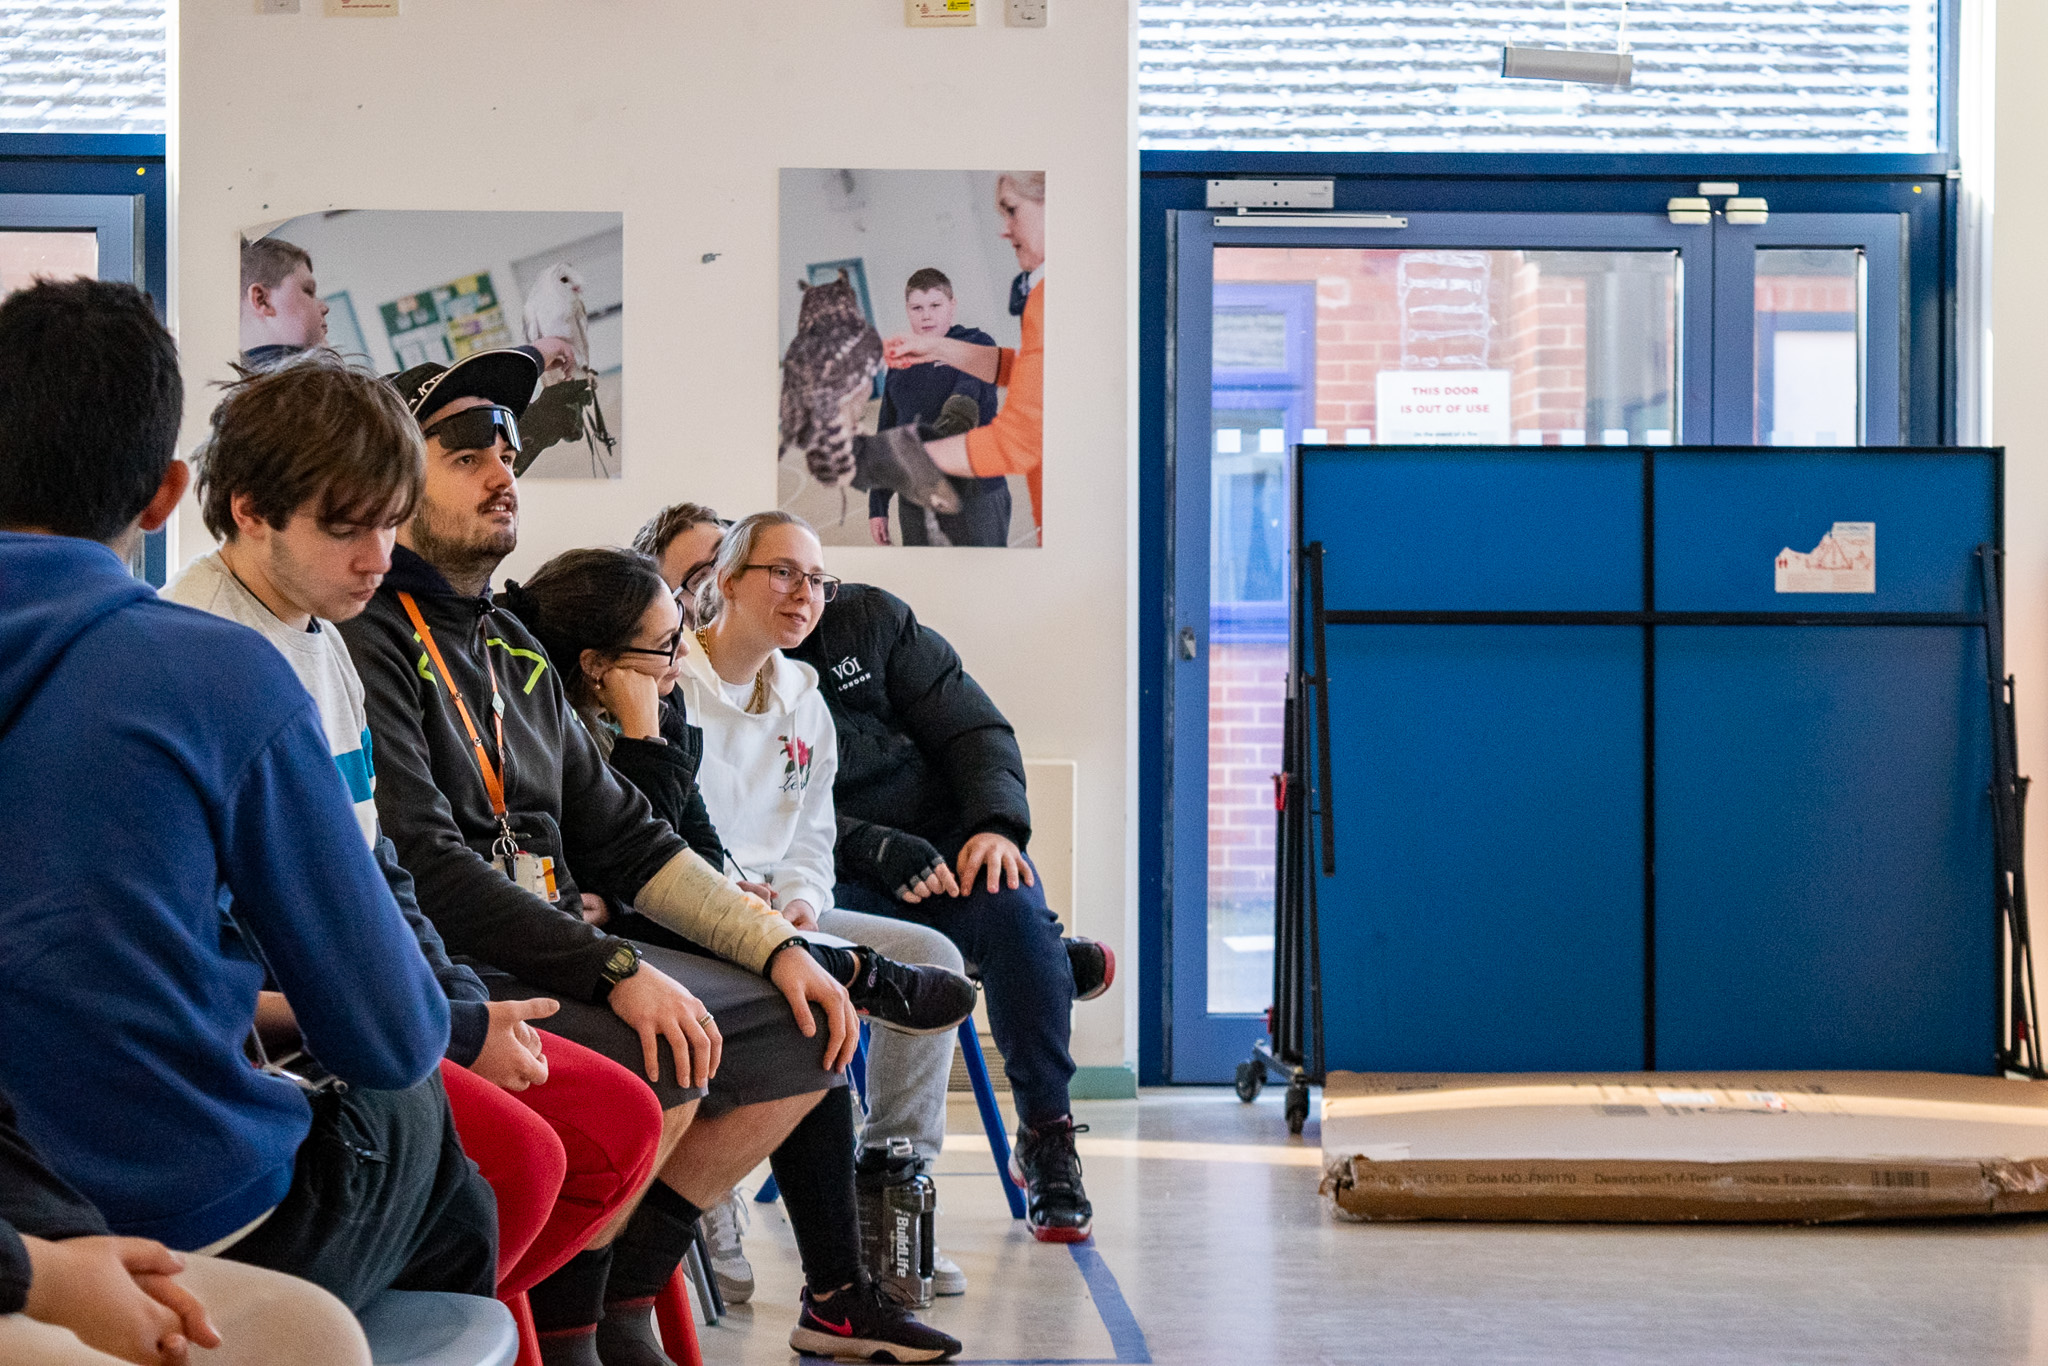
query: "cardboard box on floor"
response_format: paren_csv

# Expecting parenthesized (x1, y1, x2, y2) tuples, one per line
(1320, 1071, 2048, 1223)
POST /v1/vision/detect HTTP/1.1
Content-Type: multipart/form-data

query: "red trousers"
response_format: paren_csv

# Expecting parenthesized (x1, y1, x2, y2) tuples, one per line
(439, 1034, 663, 1296)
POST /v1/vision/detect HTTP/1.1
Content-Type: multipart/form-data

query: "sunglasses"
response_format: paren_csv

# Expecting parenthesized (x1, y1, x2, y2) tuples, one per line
(424, 404, 522, 454)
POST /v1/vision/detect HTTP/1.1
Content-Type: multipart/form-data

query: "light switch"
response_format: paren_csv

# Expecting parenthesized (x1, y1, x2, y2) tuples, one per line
(1007, 0, 1046, 25)
(907, 0, 976, 26)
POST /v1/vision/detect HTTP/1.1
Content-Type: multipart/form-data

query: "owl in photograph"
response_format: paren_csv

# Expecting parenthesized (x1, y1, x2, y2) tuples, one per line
(523, 261, 590, 374)
(779, 271, 883, 488)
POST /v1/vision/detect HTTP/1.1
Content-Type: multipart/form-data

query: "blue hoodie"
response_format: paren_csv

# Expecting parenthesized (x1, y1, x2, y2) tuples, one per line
(0, 531, 448, 1249)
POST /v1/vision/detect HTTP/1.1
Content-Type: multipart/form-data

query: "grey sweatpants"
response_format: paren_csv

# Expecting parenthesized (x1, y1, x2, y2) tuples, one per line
(816, 906, 962, 1163)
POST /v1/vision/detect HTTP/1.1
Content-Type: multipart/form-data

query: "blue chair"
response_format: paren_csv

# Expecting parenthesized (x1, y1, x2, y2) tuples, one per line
(757, 1016, 1025, 1220)
(359, 1291, 518, 1366)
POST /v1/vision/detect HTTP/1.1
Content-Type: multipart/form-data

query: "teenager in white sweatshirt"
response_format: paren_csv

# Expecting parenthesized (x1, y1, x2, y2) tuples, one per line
(677, 511, 972, 1297)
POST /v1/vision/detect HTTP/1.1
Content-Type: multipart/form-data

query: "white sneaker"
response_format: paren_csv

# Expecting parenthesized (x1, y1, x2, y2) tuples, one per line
(932, 1248, 967, 1297)
(702, 1188, 755, 1305)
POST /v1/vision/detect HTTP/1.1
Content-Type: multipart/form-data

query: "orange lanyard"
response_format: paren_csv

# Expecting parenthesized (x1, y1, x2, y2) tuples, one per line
(399, 591, 516, 855)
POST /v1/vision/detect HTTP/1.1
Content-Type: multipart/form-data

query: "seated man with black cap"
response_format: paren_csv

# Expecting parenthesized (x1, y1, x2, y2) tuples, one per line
(341, 345, 964, 1366)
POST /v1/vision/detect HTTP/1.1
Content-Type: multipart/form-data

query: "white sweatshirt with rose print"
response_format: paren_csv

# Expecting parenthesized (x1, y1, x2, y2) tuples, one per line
(675, 644, 840, 919)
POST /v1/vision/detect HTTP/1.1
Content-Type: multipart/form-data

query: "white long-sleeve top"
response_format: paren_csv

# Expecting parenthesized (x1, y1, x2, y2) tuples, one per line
(675, 642, 840, 917)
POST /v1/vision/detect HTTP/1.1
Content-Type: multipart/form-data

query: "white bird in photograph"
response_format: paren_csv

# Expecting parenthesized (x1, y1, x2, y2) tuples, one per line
(523, 261, 590, 379)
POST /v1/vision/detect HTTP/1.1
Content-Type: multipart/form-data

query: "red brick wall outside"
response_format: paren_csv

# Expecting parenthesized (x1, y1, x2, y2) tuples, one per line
(1756, 277, 1856, 314)
(1207, 640, 1288, 904)
(1213, 247, 1597, 442)
(1508, 262, 1588, 434)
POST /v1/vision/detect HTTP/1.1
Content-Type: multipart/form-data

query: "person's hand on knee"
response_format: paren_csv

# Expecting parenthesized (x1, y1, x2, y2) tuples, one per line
(956, 833, 1035, 895)
(608, 964, 721, 1089)
(768, 944, 861, 1071)
(22, 1234, 221, 1365)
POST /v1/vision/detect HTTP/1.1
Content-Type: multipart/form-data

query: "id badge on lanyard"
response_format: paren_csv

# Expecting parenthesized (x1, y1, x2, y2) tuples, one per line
(495, 842, 560, 901)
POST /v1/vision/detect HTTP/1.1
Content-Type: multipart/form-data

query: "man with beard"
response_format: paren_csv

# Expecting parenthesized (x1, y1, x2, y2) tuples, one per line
(340, 348, 963, 1365)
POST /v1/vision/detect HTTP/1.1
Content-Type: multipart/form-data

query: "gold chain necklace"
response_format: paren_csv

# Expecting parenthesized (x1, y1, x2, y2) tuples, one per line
(696, 628, 771, 715)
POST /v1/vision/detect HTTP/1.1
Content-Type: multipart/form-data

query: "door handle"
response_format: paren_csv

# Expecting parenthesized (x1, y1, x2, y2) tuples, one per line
(1178, 626, 1199, 661)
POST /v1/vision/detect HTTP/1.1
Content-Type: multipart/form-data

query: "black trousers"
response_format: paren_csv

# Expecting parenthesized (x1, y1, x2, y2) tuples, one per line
(221, 1069, 498, 1312)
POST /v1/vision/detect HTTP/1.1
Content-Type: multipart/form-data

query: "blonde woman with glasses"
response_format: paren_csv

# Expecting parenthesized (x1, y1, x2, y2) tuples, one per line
(679, 511, 977, 1298)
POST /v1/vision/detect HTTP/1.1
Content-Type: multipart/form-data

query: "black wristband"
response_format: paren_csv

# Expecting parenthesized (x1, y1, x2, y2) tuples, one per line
(760, 935, 810, 977)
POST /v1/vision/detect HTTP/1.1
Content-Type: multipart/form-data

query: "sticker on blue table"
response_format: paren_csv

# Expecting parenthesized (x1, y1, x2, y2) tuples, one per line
(1775, 521, 1875, 593)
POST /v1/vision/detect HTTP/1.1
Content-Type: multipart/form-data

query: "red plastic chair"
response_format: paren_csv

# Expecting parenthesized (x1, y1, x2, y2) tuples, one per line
(655, 1270, 706, 1366)
(506, 1291, 541, 1366)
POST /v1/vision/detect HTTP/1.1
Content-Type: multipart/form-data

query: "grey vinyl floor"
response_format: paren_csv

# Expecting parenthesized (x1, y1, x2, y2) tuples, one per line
(702, 1088, 2048, 1365)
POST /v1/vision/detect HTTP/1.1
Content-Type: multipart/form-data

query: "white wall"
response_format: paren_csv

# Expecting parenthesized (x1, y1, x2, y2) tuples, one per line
(175, 0, 1140, 1074)
(1991, 0, 2048, 1034)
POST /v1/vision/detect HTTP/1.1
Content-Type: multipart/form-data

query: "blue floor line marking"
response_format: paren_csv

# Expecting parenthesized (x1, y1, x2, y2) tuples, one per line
(948, 1239, 1149, 1365)
(1068, 1238, 1152, 1364)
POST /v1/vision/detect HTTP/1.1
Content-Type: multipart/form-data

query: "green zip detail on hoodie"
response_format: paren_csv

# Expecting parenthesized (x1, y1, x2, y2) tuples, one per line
(486, 637, 550, 694)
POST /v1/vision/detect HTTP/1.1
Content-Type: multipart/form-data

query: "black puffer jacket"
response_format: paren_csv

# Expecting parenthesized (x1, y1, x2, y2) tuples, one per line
(788, 585, 1029, 893)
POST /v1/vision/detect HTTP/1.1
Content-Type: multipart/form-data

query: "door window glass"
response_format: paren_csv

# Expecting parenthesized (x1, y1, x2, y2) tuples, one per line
(0, 231, 98, 298)
(1754, 248, 1862, 446)
(1203, 245, 1678, 1015)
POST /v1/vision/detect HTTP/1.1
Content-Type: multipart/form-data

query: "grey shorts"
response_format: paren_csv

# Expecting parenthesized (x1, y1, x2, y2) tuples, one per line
(476, 942, 846, 1116)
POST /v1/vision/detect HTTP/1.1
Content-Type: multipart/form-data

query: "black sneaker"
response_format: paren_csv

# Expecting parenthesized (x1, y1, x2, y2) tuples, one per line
(848, 949, 977, 1037)
(1065, 936, 1115, 1002)
(790, 1279, 962, 1362)
(1008, 1116, 1093, 1243)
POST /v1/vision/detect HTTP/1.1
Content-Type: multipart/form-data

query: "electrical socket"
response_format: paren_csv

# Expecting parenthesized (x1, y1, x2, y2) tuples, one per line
(1007, 0, 1046, 26)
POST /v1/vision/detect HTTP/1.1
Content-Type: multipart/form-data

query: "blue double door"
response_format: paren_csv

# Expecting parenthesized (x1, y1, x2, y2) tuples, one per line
(1169, 207, 1912, 1081)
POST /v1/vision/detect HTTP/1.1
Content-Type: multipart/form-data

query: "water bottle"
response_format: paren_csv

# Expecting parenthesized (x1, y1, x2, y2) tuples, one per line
(855, 1137, 936, 1307)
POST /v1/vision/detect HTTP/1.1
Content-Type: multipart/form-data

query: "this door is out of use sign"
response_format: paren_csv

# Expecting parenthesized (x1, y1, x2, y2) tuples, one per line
(1376, 370, 1513, 444)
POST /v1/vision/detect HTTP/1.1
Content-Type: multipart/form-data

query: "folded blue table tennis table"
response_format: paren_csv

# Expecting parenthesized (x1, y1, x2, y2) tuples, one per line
(1244, 445, 2039, 1133)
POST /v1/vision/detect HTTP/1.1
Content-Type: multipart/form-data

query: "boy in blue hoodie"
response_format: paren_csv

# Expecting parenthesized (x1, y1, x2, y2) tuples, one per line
(0, 278, 495, 1312)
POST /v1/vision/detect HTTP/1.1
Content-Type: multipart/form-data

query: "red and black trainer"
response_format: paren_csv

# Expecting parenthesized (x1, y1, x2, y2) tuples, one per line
(1008, 1116, 1094, 1243)
(1065, 936, 1115, 1002)
(789, 1279, 962, 1362)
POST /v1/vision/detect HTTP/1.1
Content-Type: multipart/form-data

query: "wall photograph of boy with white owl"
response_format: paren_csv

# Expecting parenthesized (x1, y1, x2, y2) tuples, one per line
(778, 168, 1045, 548)
(240, 210, 624, 480)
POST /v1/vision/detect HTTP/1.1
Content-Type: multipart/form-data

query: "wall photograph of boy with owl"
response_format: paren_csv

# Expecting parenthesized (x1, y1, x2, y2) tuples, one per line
(778, 168, 1045, 548)
(238, 210, 624, 480)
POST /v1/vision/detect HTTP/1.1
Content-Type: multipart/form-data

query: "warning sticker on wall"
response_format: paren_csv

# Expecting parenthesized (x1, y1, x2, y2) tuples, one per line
(1775, 522, 1875, 594)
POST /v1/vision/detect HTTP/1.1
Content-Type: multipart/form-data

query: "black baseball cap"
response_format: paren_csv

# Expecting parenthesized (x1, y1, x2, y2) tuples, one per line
(389, 346, 542, 426)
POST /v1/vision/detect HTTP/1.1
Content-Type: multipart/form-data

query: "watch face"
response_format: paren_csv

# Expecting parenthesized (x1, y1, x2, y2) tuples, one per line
(607, 945, 639, 979)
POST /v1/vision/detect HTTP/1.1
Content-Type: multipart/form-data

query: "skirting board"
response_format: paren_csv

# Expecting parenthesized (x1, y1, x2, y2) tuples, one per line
(1071, 1066, 1139, 1100)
